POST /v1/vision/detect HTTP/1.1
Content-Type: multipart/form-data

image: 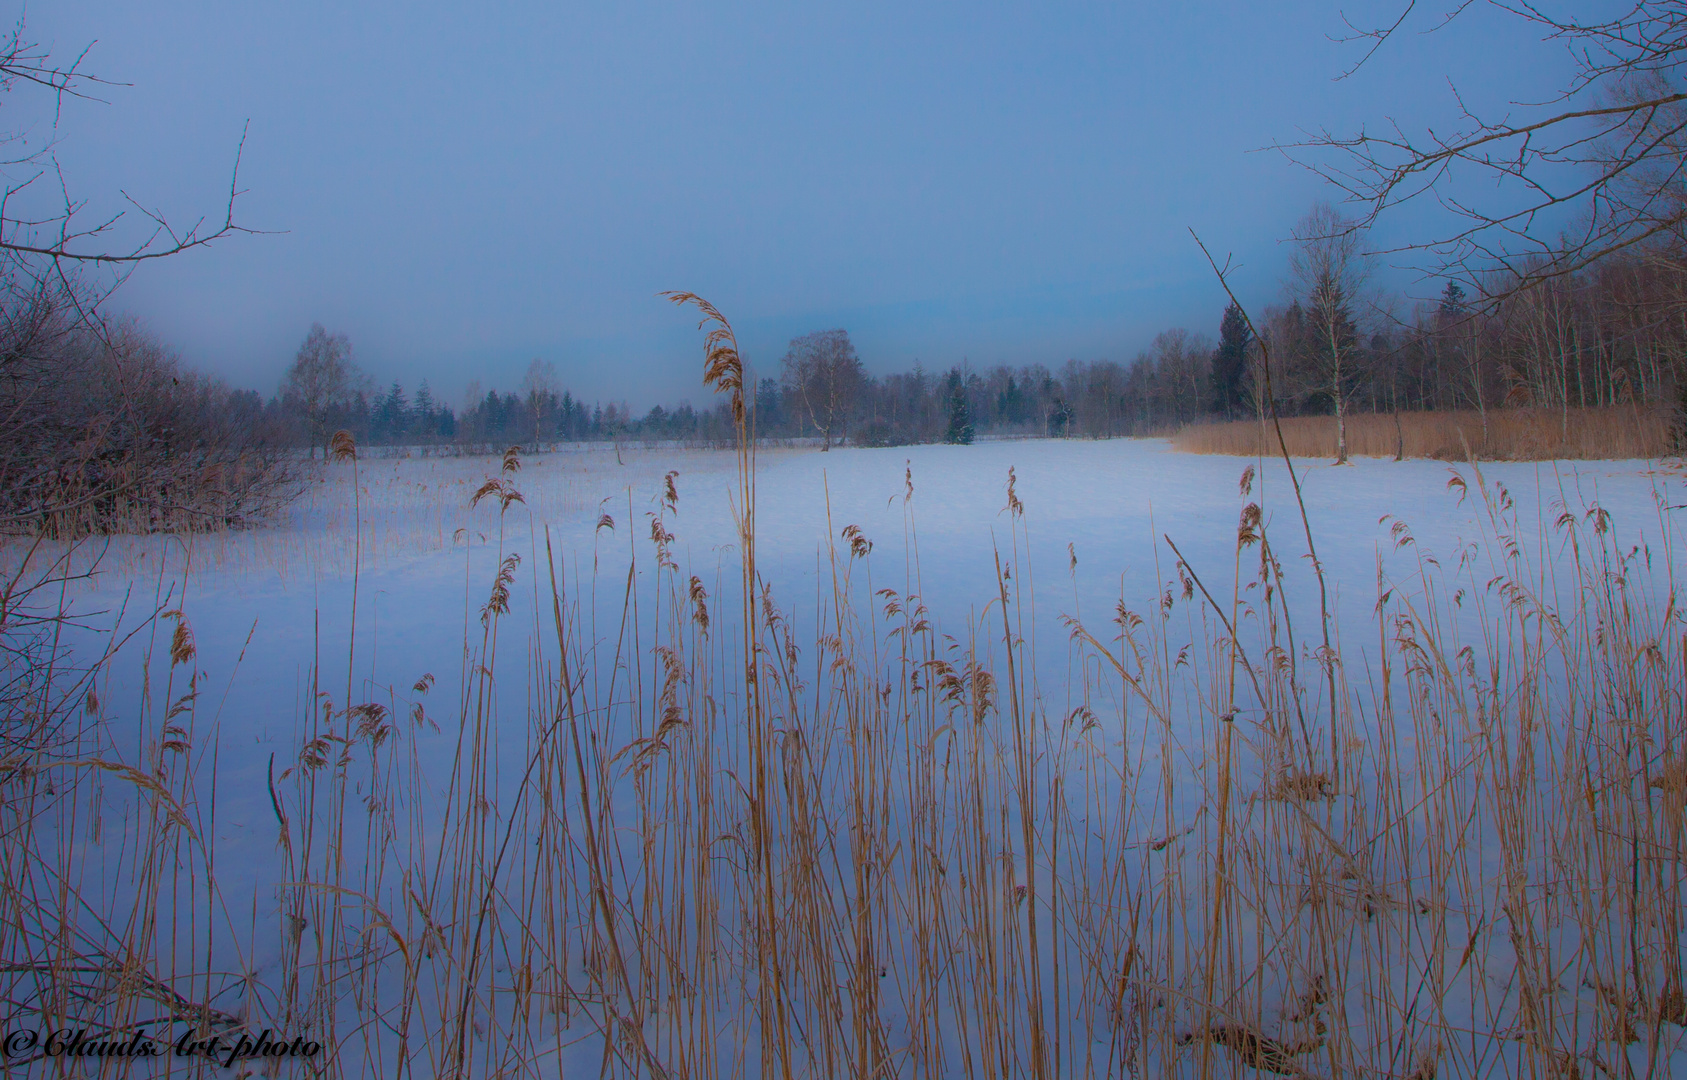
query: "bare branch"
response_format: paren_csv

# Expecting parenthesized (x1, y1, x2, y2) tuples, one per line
(1287, 2, 1687, 301)
(0, 25, 262, 285)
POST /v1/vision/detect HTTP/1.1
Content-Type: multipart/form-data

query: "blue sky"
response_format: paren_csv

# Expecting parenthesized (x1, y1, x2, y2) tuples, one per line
(26, 2, 1573, 408)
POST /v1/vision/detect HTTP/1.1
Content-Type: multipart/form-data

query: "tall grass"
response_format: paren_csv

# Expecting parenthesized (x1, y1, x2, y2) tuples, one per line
(3, 302, 1684, 1077)
(1173, 405, 1674, 461)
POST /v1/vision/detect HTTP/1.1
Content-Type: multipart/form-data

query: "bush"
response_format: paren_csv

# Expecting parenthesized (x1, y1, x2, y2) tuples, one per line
(0, 296, 296, 536)
(855, 418, 907, 447)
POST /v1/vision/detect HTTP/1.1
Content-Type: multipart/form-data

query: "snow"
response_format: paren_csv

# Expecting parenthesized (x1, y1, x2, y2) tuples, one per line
(81, 438, 1675, 699)
(20, 436, 1685, 1076)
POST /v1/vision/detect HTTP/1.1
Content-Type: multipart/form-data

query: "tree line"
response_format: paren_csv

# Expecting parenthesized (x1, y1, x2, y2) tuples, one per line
(269, 205, 1687, 458)
(270, 339, 1209, 453)
(1232, 204, 1687, 462)
(14, 188, 1683, 530)
(272, 322, 1220, 453)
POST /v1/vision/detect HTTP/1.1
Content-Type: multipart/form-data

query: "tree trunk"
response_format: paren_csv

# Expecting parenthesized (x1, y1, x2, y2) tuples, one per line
(1333, 356, 1349, 465)
(1393, 377, 1404, 462)
(1335, 394, 1348, 464)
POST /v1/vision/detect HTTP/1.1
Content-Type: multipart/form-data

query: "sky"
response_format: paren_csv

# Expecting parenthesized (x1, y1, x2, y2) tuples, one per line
(21, 1, 1577, 410)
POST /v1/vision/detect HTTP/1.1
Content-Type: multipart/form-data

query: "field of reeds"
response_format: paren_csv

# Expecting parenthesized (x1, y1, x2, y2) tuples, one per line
(2, 302, 1684, 1078)
(1171, 405, 1675, 461)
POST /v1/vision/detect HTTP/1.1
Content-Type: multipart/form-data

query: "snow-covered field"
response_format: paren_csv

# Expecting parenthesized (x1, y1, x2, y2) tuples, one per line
(20, 436, 1687, 1077)
(81, 435, 1679, 730)
(74, 436, 1676, 794)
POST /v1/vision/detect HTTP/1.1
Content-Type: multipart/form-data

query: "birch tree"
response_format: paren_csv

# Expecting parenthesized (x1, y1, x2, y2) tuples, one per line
(781, 329, 863, 450)
(1291, 204, 1370, 464)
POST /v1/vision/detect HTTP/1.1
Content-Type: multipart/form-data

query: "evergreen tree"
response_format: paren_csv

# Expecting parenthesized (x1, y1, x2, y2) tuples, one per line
(1437, 281, 1467, 324)
(485, 391, 510, 440)
(754, 377, 783, 436)
(411, 380, 435, 440)
(376, 381, 409, 441)
(1209, 302, 1251, 417)
(943, 368, 974, 445)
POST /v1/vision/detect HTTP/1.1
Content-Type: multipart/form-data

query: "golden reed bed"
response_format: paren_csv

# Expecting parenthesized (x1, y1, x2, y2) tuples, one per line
(1171, 405, 1675, 460)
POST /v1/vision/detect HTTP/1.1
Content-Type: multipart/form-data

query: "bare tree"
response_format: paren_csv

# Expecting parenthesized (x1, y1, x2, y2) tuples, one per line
(521, 358, 559, 445)
(1290, 204, 1371, 464)
(281, 324, 358, 459)
(1290, 3, 1687, 298)
(780, 329, 863, 450)
(1148, 328, 1214, 424)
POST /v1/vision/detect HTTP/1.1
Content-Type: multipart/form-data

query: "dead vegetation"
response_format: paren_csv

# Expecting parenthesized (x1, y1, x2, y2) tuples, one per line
(1172, 405, 1673, 461)
(0, 299, 296, 537)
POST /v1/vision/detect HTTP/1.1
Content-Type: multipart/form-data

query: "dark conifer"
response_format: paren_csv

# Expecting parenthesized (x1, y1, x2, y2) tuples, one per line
(1209, 302, 1251, 416)
(944, 368, 974, 445)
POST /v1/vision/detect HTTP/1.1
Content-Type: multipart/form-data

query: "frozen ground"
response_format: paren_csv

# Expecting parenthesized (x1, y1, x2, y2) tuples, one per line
(57, 435, 1683, 867)
(21, 435, 1685, 1073)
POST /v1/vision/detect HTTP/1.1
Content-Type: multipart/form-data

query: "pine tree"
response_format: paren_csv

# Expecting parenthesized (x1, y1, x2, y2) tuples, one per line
(413, 380, 436, 440)
(377, 381, 409, 441)
(944, 368, 974, 445)
(754, 377, 783, 436)
(1209, 302, 1251, 417)
(1437, 281, 1467, 324)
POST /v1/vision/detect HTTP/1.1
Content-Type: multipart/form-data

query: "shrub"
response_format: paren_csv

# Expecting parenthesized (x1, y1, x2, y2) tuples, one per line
(0, 298, 296, 536)
(855, 418, 906, 447)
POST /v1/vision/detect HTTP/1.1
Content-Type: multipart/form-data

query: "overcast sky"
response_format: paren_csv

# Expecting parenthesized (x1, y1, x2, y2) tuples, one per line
(23, 2, 1572, 409)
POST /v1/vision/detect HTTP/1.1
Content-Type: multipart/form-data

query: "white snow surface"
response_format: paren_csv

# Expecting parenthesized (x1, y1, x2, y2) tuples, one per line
(77, 437, 1672, 754)
(60, 440, 1685, 870)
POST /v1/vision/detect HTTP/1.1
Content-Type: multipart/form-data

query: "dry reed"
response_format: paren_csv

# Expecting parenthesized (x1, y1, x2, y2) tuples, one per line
(1173, 405, 1674, 461)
